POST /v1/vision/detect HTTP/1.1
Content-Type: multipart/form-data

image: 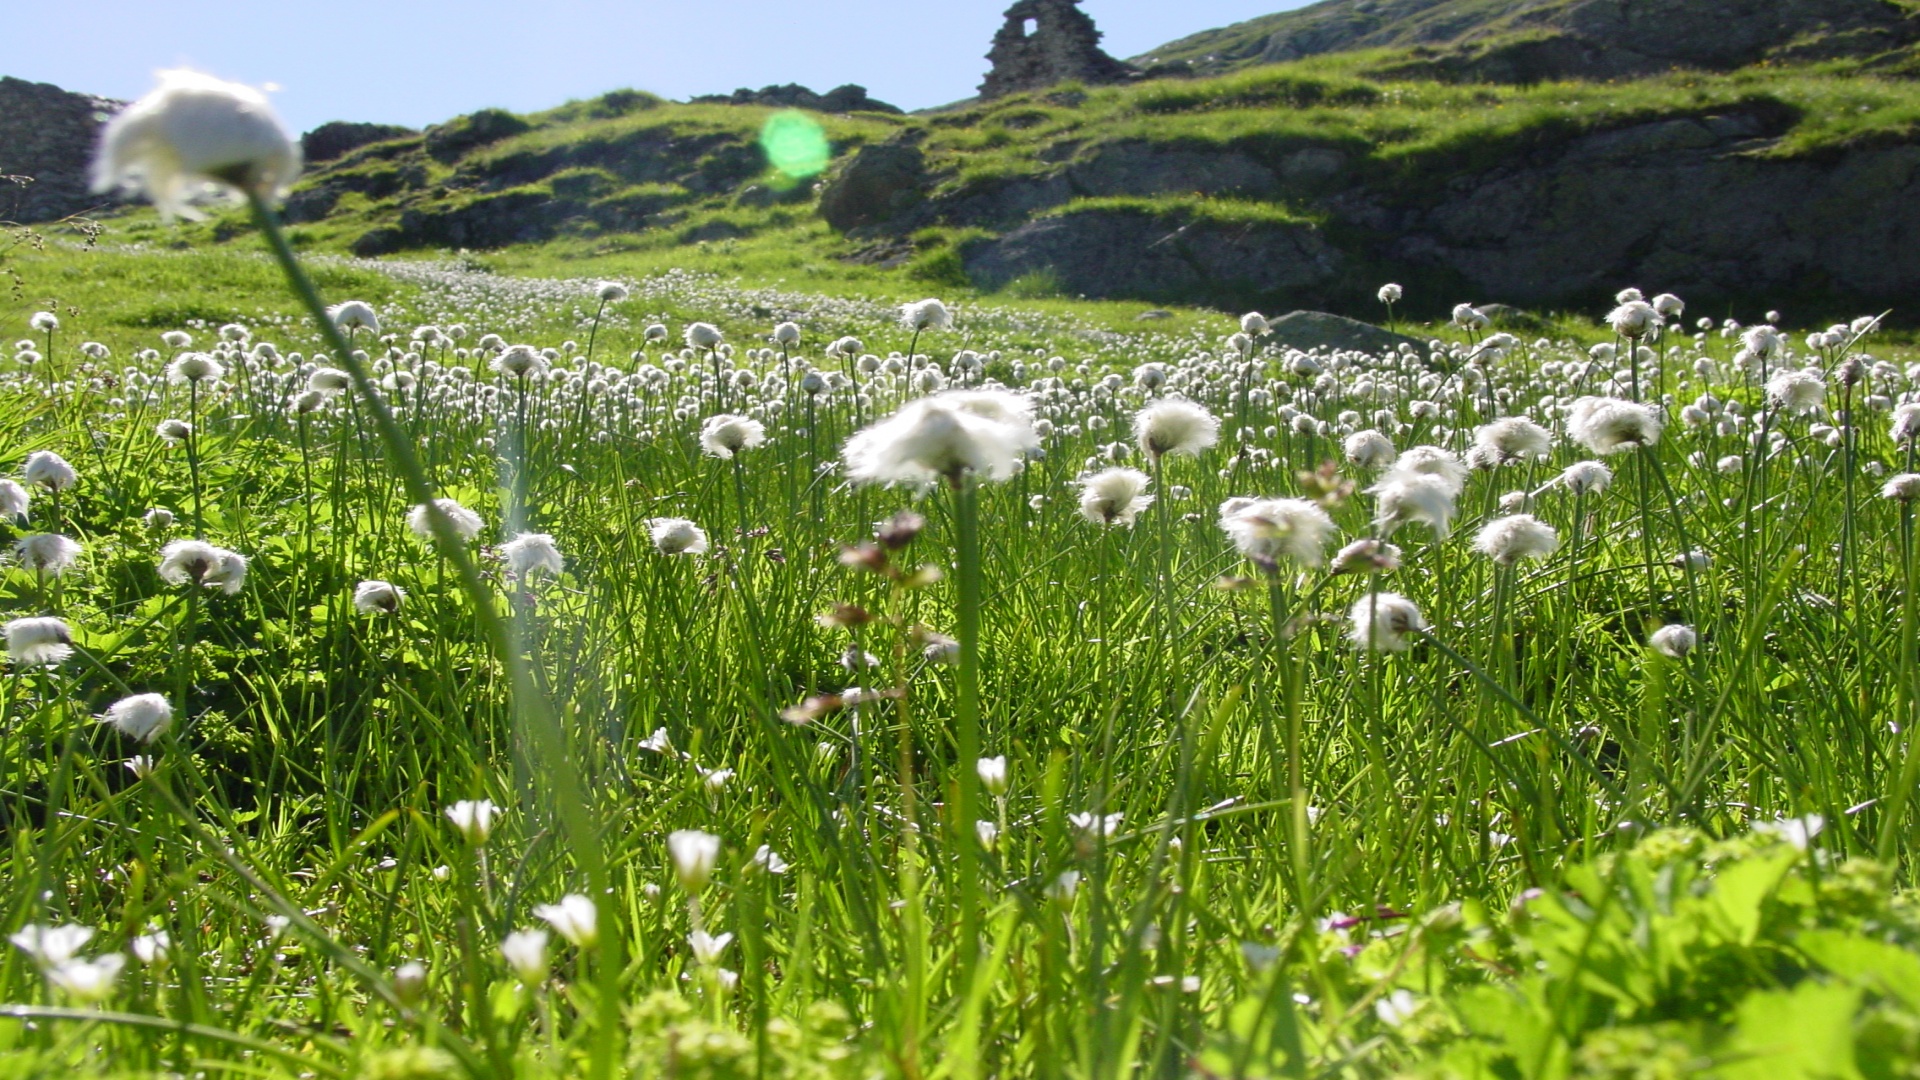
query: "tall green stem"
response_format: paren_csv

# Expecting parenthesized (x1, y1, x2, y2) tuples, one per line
(244, 193, 621, 1080)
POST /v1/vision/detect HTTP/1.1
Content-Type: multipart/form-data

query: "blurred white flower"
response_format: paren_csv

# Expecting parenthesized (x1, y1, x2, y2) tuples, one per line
(91, 69, 301, 219)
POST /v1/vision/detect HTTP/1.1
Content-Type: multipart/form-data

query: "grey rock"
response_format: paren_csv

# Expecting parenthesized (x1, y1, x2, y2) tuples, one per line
(965, 205, 1343, 306)
(817, 142, 928, 232)
(1265, 311, 1427, 355)
(0, 76, 122, 223)
(301, 121, 415, 165)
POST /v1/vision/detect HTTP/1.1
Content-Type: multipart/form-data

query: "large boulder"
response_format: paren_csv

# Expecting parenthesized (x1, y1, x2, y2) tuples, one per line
(1264, 311, 1427, 355)
(818, 142, 928, 232)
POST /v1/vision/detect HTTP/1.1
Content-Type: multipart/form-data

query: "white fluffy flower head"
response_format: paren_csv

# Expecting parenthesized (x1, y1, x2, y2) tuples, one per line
(1132, 399, 1219, 461)
(699, 413, 766, 459)
(7, 616, 74, 665)
(1472, 514, 1559, 565)
(502, 532, 564, 579)
(1348, 593, 1428, 652)
(648, 517, 709, 555)
(91, 69, 301, 220)
(1220, 497, 1336, 570)
(1567, 397, 1663, 455)
(102, 693, 173, 743)
(843, 390, 1037, 487)
(157, 539, 247, 594)
(1077, 467, 1154, 526)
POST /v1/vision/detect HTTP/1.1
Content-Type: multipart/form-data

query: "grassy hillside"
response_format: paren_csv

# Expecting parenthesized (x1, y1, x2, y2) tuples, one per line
(53, 46, 1920, 324)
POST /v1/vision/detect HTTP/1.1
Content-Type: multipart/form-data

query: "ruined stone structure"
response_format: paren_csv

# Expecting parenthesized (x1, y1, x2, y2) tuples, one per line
(978, 0, 1137, 100)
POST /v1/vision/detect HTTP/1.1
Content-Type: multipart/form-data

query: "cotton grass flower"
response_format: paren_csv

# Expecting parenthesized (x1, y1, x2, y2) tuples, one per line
(1607, 300, 1659, 338)
(156, 419, 192, 444)
(595, 281, 629, 303)
(648, 517, 709, 555)
(1220, 498, 1336, 570)
(326, 300, 378, 333)
(352, 580, 405, 614)
(1648, 624, 1697, 658)
(1558, 461, 1614, 496)
(157, 540, 247, 594)
(668, 829, 722, 892)
(492, 344, 547, 378)
(698, 413, 766, 459)
(0, 479, 27, 521)
(165, 352, 224, 384)
(1132, 399, 1219, 461)
(900, 298, 952, 332)
(7, 616, 74, 665)
(1472, 514, 1559, 565)
(1471, 418, 1553, 465)
(1881, 474, 1920, 501)
(90, 69, 301, 219)
(101, 693, 173, 743)
(1369, 474, 1458, 538)
(1765, 370, 1826, 416)
(1331, 538, 1402, 575)
(1077, 467, 1154, 526)
(1567, 397, 1663, 455)
(16, 534, 82, 576)
(532, 895, 598, 948)
(1343, 429, 1397, 470)
(502, 532, 563, 579)
(408, 499, 483, 544)
(1348, 593, 1428, 652)
(843, 390, 1037, 487)
(684, 323, 724, 349)
(23, 451, 76, 492)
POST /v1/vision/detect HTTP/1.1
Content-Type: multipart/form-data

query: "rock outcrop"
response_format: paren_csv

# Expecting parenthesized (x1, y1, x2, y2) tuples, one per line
(964, 204, 1345, 305)
(301, 121, 416, 165)
(817, 141, 928, 233)
(979, 0, 1138, 100)
(898, 103, 1920, 313)
(689, 84, 902, 114)
(0, 76, 121, 223)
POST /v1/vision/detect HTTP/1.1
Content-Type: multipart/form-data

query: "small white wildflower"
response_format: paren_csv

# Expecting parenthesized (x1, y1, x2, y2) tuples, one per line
(445, 799, 499, 845)
(668, 829, 722, 891)
(532, 894, 598, 948)
(500, 930, 549, 984)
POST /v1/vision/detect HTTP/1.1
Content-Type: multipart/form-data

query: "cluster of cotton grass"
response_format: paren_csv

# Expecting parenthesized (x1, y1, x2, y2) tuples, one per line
(5, 62, 1918, 1075)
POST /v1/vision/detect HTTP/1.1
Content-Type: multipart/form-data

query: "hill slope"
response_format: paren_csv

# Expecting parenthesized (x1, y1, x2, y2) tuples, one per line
(1133, 0, 1920, 82)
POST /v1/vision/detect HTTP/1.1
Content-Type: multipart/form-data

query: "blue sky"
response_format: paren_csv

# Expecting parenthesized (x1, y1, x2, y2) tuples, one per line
(8, 1, 1309, 135)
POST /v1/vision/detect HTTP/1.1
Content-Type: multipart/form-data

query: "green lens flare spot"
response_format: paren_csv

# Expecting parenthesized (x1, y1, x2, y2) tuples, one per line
(761, 111, 831, 179)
